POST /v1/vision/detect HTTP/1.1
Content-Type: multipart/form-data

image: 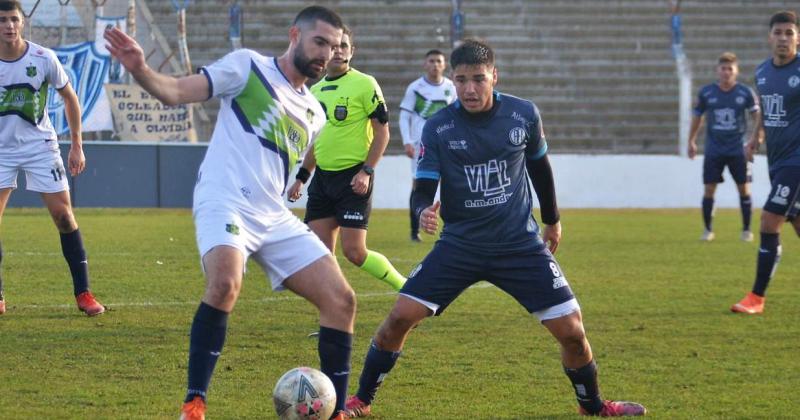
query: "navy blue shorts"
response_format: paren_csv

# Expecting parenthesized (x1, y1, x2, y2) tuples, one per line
(400, 240, 575, 315)
(763, 165, 800, 218)
(305, 164, 373, 229)
(703, 154, 751, 185)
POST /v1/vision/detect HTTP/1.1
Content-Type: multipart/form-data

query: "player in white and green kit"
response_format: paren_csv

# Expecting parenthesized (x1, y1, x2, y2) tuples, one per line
(288, 27, 406, 291)
(399, 49, 455, 241)
(106, 6, 355, 420)
(0, 0, 105, 317)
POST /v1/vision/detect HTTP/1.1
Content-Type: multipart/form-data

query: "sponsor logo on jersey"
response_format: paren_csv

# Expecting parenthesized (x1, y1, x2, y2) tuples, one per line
(712, 108, 737, 131)
(448, 139, 468, 150)
(436, 121, 454, 134)
(790, 75, 800, 88)
(225, 223, 240, 235)
(240, 186, 251, 198)
(463, 159, 512, 208)
(757, 77, 766, 85)
(762, 94, 789, 127)
(508, 126, 527, 145)
(708, 97, 718, 104)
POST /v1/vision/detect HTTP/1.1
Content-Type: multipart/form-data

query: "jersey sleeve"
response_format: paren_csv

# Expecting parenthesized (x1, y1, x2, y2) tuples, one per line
(46, 49, 70, 90)
(525, 103, 548, 161)
(415, 119, 441, 180)
(198, 49, 252, 100)
(693, 88, 706, 116)
(362, 75, 386, 116)
(399, 83, 416, 113)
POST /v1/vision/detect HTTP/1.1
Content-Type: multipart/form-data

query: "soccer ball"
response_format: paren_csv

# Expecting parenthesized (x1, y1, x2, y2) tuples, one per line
(273, 366, 336, 420)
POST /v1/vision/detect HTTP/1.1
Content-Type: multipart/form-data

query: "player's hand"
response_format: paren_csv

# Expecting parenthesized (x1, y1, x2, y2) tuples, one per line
(67, 145, 86, 176)
(287, 180, 303, 202)
(351, 170, 370, 195)
(687, 142, 697, 160)
(542, 221, 561, 254)
(419, 201, 440, 234)
(404, 144, 415, 158)
(104, 27, 146, 74)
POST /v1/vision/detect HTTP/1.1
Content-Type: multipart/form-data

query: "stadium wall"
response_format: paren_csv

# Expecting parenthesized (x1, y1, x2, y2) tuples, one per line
(6, 143, 770, 209)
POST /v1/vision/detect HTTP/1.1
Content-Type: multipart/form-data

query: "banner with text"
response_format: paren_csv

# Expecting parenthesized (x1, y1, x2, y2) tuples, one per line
(106, 83, 197, 142)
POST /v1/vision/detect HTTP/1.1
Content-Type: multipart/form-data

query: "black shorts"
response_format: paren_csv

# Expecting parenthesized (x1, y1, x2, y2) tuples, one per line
(763, 165, 800, 218)
(304, 163, 373, 229)
(703, 154, 751, 185)
(400, 240, 575, 315)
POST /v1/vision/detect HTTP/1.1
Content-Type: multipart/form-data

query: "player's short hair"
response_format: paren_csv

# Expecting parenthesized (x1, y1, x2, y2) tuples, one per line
(0, 0, 24, 14)
(717, 52, 738, 65)
(425, 49, 445, 59)
(450, 39, 494, 69)
(342, 24, 353, 45)
(769, 10, 799, 29)
(293, 5, 344, 32)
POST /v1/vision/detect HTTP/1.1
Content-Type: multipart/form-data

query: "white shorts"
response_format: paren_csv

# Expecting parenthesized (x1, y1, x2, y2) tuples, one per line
(193, 201, 330, 290)
(0, 141, 68, 193)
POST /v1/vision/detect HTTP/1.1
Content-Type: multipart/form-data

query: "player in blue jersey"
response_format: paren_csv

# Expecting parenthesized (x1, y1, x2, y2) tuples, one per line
(688, 52, 760, 242)
(731, 11, 800, 314)
(343, 40, 646, 417)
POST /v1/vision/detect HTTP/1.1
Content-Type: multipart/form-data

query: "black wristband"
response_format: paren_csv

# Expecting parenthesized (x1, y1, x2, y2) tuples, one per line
(296, 167, 311, 183)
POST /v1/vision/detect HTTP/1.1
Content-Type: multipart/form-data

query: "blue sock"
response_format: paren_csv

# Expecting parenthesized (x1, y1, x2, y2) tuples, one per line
(702, 197, 714, 231)
(564, 359, 603, 414)
(185, 302, 229, 402)
(753, 233, 781, 296)
(740, 195, 752, 231)
(318, 326, 353, 414)
(355, 340, 401, 405)
(60, 229, 89, 296)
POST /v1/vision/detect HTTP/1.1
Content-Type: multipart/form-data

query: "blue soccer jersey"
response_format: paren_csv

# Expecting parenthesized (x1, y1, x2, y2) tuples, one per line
(416, 92, 547, 252)
(693, 83, 758, 157)
(755, 54, 800, 171)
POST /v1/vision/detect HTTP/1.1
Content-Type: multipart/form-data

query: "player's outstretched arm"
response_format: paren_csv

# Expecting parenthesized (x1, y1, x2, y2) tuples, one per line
(57, 83, 85, 176)
(104, 27, 209, 106)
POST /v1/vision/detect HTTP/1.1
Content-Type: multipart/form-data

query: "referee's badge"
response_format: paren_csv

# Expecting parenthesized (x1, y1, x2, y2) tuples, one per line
(334, 105, 348, 121)
(508, 126, 527, 146)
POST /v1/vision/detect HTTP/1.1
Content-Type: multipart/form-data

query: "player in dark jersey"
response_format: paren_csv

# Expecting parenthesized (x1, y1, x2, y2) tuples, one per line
(343, 40, 646, 418)
(688, 52, 760, 242)
(732, 11, 800, 314)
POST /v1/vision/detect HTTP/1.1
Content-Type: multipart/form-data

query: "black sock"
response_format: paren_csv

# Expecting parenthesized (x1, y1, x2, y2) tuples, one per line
(318, 326, 353, 414)
(185, 302, 229, 403)
(60, 229, 89, 296)
(0, 239, 4, 300)
(702, 197, 714, 231)
(356, 340, 401, 405)
(409, 191, 419, 236)
(740, 195, 752, 231)
(564, 359, 604, 414)
(753, 233, 781, 296)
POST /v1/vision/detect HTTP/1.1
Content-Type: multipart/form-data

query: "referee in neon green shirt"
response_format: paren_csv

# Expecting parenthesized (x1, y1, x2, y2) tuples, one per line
(288, 26, 405, 291)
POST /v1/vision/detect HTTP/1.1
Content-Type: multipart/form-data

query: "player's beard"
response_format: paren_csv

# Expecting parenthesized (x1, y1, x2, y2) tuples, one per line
(294, 46, 326, 79)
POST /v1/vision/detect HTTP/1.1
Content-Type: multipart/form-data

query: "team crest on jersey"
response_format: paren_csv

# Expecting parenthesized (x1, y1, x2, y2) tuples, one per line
(26, 65, 37, 77)
(334, 105, 348, 121)
(736, 96, 745, 104)
(789, 75, 800, 88)
(508, 126, 527, 146)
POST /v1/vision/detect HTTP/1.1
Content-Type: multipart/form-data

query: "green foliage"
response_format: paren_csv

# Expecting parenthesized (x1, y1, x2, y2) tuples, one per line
(0, 208, 798, 419)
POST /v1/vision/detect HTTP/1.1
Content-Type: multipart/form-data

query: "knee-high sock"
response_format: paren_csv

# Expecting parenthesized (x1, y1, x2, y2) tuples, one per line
(60, 229, 89, 296)
(355, 340, 401, 405)
(753, 233, 781, 296)
(409, 191, 419, 236)
(185, 302, 229, 402)
(359, 250, 406, 291)
(740, 195, 752, 231)
(702, 197, 714, 231)
(318, 326, 353, 414)
(564, 359, 604, 414)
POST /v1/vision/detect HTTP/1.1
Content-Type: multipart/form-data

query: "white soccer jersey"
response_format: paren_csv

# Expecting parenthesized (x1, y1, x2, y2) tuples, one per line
(0, 41, 69, 150)
(196, 49, 325, 216)
(398, 76, 456, 146)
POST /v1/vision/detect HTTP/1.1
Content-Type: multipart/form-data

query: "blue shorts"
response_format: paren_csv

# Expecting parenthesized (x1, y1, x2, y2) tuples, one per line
(703, 154, 751, 185)
(764, 165, 800, 218)
(400, 240, 575, 316)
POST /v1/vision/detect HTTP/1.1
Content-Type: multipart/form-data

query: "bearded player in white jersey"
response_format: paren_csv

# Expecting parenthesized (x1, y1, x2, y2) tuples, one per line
(0, 0, 105, 317)
(398, 49, 455, 242)
(106, 6, 355, 420)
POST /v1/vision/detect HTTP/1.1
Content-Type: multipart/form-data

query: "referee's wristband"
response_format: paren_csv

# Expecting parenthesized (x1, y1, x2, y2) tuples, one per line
(296, 167, 311, 183)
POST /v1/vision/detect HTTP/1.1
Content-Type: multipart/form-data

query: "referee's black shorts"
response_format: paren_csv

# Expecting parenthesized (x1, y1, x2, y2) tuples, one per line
(304, 163, 373, 229)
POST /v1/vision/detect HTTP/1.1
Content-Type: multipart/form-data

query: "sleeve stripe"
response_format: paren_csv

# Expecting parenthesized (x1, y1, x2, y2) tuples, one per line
(416, 170, 440, 180)
(198, 67, 214, 100)
(528, 142, 548, 160)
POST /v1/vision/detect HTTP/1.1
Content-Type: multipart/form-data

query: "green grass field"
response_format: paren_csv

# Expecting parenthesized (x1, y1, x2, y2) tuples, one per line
(1, 208, 798, 419)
